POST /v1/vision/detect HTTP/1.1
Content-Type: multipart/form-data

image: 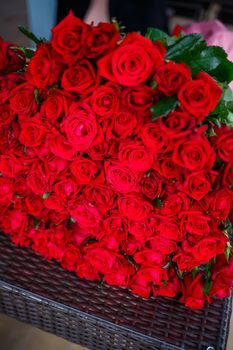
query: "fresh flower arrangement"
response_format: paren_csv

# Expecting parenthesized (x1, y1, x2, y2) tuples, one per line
(0, 12, 233, 309)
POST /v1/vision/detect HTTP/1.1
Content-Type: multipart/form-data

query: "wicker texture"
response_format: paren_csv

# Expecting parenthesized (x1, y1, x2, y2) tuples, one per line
(0, 232, 232, 350)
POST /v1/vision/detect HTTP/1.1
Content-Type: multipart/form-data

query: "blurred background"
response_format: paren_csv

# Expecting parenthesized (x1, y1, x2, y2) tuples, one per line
(0, 0, 233, 349)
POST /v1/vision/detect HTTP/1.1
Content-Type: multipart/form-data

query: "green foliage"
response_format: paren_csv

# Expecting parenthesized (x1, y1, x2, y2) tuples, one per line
(145, 28, 177, 46)
(34, 89, 41, 105)
(42, 192, 51, 200)
(18, 25, 44, 44)
(151, 96, 178, 120)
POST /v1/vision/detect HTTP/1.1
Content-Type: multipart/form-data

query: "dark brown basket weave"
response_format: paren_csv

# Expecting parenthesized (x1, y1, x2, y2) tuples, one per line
(0, 232, 231, 350)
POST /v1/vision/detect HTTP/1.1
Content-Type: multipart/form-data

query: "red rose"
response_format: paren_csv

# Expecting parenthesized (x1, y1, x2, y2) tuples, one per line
(122, 84, 155, 117)
(19, 114, 48, 147)
(223, 161, 233, 186)
(98, 33, 163, 86)
(0, 103, 15, 126)
(118, 193, 152, 220)
(105, 160, 141, 193)
(158, 274, 180, 298)
(10, 82, 38, 118)
(181, 274, 206, 309)
(26, 43, 62, 89)
(51, 12, 88, 65)
(69, 200, 102, 229)
(0, 73, 20, 104)
(27, 163, 52, 196)
(161, 192, 190, 217)
(158, 110, 196, 138)
(134, 250, 164, 266)
(86, 127, 109, 160)
(207, 188, 233, 221)
(0, 38, 25, 74)
(40, 89, 71, 124)
(149, 236, 177, 255)
(14, 176, 31, 197)
(210, 256, 233, 298)
(61, 60, 98, 95)
(172, 134, 216, 171)
(84, 185, 116, 214)
(183, 231, 227, 264)
(54, 178, 78, 200)
(48, 132, 76, 160)
(1, 209, 28, 234)
(86, 22, 120, 59)
(131, 265, 168, 298)
(0, 123, 20, 153)
(140, 121, 172, 153)
(25, 194, 45, 217)
(0, 154, 25, 178)
(141, 170, 163, 199)
(155, 61, 191, 96)
(183, 171, 215, 200)
(212, 125, 233, 162)
(156, 156, 181, 180)
(90, 83, 120, 117)
(173, 249, 199, 272)
(182, 212, 210, 236)
(70, 157, 104, 185)
(63, 105, 97, 151)
(178, 72, 222, 122)
(44, 156, 68, 177)
(104, 257, 135, 288)
(128, 218, 156, 242)
(107, 110, 137, 139)
(60, 245, 82, 272)
(118, 140, 154, 172)
(103, 210, 128, 240)
(44, 193, 66, 213)
(157, 217, 183, 241)
(82, 243, 117, 274)
(0, 178, 14, 206)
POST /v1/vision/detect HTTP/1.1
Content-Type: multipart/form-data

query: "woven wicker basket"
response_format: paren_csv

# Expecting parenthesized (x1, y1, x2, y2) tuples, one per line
(0, 232, 231, 350)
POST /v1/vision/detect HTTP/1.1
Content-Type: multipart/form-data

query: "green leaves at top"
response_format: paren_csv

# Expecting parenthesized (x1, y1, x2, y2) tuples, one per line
(165, 33, 233, 83)
(209, 87, 233, 128)
(18, 25, 45, 44)
(151, 96, 178, 120)
(165, 33, 205, 61)
(145, 28, 177, 46)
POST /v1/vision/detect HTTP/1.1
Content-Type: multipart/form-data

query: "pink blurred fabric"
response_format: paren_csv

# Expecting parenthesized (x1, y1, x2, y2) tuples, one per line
(184, 20, 233, 88)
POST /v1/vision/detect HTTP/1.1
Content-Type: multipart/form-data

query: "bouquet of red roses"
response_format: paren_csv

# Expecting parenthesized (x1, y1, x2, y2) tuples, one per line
(0, 12, 233, 309)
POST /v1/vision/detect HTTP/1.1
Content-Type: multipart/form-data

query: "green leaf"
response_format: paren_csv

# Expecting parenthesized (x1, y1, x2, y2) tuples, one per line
(145, 28, 176, 46)
(0, 172, 2, 177)
(18, 25, 43, 44)
(151, 96, 178, 120)
(34, 89, 41, 105)
(189, 46, 226, 76)
(163, 261, 171, 269)
(191, 267, 199, 279)
(42, 192, 51, 200)
(203, 279, 213, 296)
(48, 83, 60, 91)
(226, 101, 233, 113)
(153, 197, 163, 208)
(70, 217, 76, 224)
(211, 59, 233, 83)
(165, 33, 205, 61)
(224, 242, 232, 262)
(33, 217, 39, 229)
(111, 17, 125, 36)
